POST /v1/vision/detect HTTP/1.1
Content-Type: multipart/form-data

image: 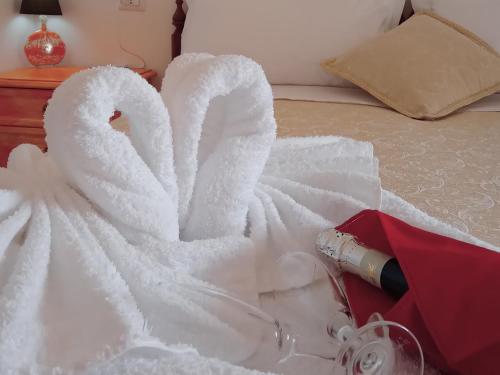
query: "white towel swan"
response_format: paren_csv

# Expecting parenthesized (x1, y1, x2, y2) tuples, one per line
(0, 65, 268, 374)
(0, 54, 494, 375)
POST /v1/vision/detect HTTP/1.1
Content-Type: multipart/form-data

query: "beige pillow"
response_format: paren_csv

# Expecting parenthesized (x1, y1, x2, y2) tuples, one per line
(321, 12, 500, 119)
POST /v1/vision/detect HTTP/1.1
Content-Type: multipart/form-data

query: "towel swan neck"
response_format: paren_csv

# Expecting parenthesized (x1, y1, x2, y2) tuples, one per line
(44, 66, 179, 243)
(161, 54, 276, 241)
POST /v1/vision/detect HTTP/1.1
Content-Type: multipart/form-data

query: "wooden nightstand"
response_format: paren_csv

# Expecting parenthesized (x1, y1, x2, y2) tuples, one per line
(0, 66, 156, 153)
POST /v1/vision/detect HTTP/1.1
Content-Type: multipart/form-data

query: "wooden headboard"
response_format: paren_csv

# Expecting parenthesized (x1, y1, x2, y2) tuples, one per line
(171, 0, 414, 60)
(172, 0, 186, 60)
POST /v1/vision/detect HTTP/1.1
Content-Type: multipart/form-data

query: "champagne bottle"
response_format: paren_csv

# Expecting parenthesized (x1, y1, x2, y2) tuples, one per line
(316, 229, 408, 299)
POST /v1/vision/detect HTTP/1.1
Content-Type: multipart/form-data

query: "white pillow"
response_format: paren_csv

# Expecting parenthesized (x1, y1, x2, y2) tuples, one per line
(411, 0, 500, 53)
(182, 0, 406, 86)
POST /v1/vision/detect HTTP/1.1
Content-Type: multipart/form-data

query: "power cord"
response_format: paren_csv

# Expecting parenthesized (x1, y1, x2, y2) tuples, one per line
(119, 41, 146, 69)
(117, 9, 147, 69)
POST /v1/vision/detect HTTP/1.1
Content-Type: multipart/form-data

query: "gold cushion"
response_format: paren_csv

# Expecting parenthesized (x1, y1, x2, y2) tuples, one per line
(321, 13, 500, 119)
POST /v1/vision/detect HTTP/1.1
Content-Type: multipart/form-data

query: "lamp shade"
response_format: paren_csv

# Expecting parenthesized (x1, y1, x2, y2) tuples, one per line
(20, 0, 62, 16)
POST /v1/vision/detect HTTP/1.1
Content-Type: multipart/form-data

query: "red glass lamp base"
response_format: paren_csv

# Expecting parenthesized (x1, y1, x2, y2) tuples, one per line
(24, 16, 66, 67)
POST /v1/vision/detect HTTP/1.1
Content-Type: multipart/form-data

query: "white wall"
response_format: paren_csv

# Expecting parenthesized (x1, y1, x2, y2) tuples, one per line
(0, 0, 177, 87)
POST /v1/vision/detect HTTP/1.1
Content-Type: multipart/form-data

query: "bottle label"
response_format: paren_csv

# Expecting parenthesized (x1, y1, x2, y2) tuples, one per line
(359, 249, 392, 288)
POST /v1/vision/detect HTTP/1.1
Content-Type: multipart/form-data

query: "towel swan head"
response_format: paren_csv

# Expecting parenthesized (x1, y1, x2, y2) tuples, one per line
(44, 66, 180, 244)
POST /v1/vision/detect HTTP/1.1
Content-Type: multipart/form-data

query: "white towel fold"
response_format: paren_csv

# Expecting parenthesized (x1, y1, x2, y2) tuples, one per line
(0, 66, 265, 374)
(161, 54, 276, 241)
(83, 345, 274, 375)
(45, 66, 179, 245)
(0, 54, 496, 375)
(250, 136, 381, 291)
(161, 55, 382, 292)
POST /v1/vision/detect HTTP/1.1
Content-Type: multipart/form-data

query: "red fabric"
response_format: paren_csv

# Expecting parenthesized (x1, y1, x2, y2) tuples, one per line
(337, 210, 500, 375)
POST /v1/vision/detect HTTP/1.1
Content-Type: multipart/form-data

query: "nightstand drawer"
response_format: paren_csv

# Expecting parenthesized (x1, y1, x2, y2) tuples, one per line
(0, 87, 52, 128)
(0, 126, 46, 149)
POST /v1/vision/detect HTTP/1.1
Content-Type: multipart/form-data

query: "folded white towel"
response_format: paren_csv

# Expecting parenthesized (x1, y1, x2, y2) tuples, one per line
(251, 136, 381, 291)
(83, 345, 274, 375)
(45, 66, 179, 245)
(161, 54, 276, 241)
(162, 55, 382, 292)
(1, 54, 496, 375)
(0, 67, 264, 374)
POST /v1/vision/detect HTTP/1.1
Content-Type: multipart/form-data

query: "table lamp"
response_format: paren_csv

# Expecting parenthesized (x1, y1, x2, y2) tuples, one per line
(20, 0, 66, 67)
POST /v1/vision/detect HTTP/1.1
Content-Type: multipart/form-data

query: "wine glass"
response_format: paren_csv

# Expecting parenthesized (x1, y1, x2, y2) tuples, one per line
(93, 252, 424, 375)
(173, 250, 424, 375)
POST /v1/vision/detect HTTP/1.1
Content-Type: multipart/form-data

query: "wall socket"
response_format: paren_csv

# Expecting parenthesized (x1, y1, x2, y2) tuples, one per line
(119, 0, 146, 11)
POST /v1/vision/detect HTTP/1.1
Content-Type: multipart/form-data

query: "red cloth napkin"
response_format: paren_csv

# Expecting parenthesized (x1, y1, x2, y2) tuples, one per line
(337, 210, 500, 375)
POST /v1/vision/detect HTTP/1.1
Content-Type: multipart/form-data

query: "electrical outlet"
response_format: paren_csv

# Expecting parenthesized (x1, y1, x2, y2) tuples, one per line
(119, 0, 146, 11)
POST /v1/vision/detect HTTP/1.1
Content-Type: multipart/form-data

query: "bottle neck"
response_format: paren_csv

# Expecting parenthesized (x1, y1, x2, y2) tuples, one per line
(39, 15, 48, 32)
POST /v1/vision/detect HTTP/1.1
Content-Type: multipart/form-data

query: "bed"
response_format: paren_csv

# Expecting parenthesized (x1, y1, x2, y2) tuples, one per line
(273, 95, 500, 248)
(172, 0, 500, 249)
(0, 1, 498, 373)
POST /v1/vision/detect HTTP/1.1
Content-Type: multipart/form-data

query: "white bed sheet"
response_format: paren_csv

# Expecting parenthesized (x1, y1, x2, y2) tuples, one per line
(272, 85, 500, 112)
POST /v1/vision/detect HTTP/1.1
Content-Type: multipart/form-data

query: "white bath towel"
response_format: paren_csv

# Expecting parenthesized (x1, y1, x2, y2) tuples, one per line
(251, 136, 381, 291)
(83, 345, 274, 375)
(0, 54, 497, 375)
(161, 53, 276, 241)
(161, 55, 381, 292)
(0, 66, 269, 374)
(45, 66, 179, 245)
(0, 145, 268, 374)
